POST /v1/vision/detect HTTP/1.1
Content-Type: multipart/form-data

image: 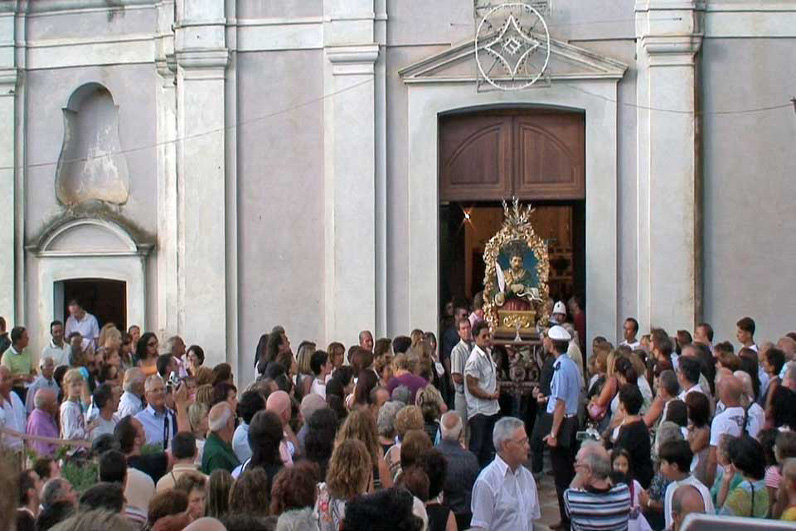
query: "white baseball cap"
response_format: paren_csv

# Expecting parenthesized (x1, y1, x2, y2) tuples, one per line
(553, 301, 566, 315)
(548, 325, 572, 341)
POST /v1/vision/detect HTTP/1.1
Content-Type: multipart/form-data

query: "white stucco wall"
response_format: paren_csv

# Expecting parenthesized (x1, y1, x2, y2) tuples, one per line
(702, 37, 796, 343)
(236, 50, 326, 369)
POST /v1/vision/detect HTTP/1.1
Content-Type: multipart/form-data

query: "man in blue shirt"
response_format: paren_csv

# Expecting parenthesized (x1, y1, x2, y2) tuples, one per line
(134, 375, 177, 449)
(543, 325, 581, 531)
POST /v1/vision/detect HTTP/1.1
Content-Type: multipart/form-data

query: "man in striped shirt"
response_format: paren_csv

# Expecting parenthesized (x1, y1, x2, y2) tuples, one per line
(564, 442, 631, 531)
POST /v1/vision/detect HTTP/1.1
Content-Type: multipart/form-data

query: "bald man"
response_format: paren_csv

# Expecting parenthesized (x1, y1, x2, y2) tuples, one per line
(26, 388, 59, 457)
(705, 375, 758, 486)
(671, 484, 705, 531)
(183, 517, 227, 531)
(201, 402, 239, 474)
(266, 390, 298, 464)
(732, 370, 764, 437)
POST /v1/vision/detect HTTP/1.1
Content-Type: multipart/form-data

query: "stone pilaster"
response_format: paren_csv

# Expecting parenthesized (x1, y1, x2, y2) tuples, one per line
(0, 5, 20, 324)
(323, 0, 380, 346)
(636, 0, 703, 333)
(174, 0, 229, 365)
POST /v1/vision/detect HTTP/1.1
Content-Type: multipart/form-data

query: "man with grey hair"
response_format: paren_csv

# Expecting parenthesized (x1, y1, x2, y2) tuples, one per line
(166, 335, 188, 379)
(437, 412, 479, 529)
(670, 484, 705, 531)
(564, 442, 630, 531)
(391, 385, 412, 405)
(26, 388, 59, 457)
(117, 368, 146, 419)
(41, 477, 78, 508)
(25, 356, 59, 414)
(202, 402, 239, 474)
(471, 416, 539, 531)
(783, 361, 796, 392)
(134, 375, 176, 449)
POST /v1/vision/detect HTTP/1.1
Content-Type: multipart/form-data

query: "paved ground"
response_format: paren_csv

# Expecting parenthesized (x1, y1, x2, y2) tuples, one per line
(533, 466, 564, 531)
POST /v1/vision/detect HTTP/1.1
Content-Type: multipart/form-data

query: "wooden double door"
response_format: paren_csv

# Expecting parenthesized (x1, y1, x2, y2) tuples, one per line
(439, 108, 585, 201)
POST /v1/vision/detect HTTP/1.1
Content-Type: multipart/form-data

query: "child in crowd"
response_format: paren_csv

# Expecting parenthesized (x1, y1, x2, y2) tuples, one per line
(611, 449, 651, 531)
(310, 350, 332, 398)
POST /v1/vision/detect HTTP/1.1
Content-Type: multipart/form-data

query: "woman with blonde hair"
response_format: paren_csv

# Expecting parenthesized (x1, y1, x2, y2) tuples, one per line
(416, 385, 446, 443)
(375, 353, 394, 388)
(588, 349, 620, 427)
(60, 368, 91, 441)
(315, 439, 372, 530)
(188, 402, 209, 464)
(335, 408, 393, 489)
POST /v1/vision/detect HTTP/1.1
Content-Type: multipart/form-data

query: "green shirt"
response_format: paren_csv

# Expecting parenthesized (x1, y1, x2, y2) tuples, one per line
(1, 346, 32, 382)
(202, 432, 240, 475)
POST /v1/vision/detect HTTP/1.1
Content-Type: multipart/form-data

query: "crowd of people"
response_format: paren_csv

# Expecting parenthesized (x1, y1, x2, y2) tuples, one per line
(0, 297, 795, 531)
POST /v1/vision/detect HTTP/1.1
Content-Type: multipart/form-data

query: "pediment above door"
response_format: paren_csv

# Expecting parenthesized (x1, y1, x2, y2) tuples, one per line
(399, 34, 627, 84)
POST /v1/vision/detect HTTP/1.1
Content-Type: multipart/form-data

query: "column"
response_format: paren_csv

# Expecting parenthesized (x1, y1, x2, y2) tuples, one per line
(155, 0, 178, 336)
(636, 0, 703, 333)
(0, 6, 18, 323)
(323, 0, 379, 346)
(175, 0, 229, 365)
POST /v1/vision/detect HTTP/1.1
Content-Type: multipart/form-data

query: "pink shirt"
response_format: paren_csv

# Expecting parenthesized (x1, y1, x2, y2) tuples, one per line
(26, 408, 59, 457)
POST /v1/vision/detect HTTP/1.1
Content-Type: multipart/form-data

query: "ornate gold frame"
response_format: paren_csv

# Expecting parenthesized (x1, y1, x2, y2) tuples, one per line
(482, 198, 550, 337)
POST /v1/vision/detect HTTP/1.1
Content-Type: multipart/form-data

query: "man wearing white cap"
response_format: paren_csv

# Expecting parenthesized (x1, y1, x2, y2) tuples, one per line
(551, 301, 567, 325)
(543, 325, 581, 531)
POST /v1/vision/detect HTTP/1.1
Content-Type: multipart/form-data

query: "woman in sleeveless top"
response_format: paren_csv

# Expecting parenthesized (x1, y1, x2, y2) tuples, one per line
(335, 409, 393, 489)
(315, 440, 372, 531)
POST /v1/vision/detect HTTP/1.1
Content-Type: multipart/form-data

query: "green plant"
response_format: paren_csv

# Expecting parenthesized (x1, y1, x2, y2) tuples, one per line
(141, 443, 164, 456)
(61, 459, 98, 493)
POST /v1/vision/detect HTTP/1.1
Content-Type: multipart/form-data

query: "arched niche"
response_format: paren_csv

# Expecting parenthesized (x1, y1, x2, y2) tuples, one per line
(27, 217, 152, 353)
(55, 83, 130, 206)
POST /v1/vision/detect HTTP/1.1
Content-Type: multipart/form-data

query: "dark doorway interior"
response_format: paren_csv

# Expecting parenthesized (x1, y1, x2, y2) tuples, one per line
(62, 279, 127, 330)
(439, 201, 585, 309)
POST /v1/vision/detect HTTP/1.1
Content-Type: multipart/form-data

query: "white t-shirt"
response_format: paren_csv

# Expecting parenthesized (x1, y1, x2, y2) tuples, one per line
(620, 340, 641, 350)
(310, 378, 327, 399)
(709, 406, 757, 447)
(747, 403, 764, 439)
(677, 383, 704, 402)
(664, 476, 714, 528)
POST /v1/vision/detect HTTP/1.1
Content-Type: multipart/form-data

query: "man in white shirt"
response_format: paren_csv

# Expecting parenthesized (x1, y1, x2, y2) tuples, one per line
(0, 366, 27, 452)
(165, 336, 189, 379)
(41, 321, 70, 367)
(117, 368, 146, 419)
(309, 350, 332, 398)
(659, 439, 714, 528)
(471, 417, 540, 531)
(693, 322, 714, 353)
(465, 321, 500, 468)
(64, 299, 100, 350)
(732, 370, 764, 438)
(619, 317, 641, 350)
(705, 375, 756, 487)
(450, 317, 472, 444)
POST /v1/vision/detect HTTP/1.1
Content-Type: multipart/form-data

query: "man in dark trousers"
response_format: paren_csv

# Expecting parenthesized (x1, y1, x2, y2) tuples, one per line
(543, 325, 581, 531)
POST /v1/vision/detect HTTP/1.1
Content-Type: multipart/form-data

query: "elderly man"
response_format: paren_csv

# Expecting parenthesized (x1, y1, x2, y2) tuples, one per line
(117, 368, 146, 419)
(41, 320, 70, 368)
(25, 356, 59, 414)
(1, 326, 36, 400)
(0, 365, 27, 453)
(202, 402, 239, 474)
(543, 325, 582, 531)
(26, 388, 59, 457)
(670, 484, 706, 531)
(783, 362, 796, 392)
(64, 299, 100, 349)
(134, 375, 177, 449)
(166, 335, 189, 379)
(437, 411, 480, 530)
(471, 416, 539, 531)
(564, 442, 631, 531)
(296, 393, 326, 454)
(41, 477, 78, 509)
(266, 389, 298, 464)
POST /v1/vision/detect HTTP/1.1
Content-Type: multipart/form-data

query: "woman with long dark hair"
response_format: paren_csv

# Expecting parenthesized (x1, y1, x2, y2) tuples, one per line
(135, 332, 159, 376)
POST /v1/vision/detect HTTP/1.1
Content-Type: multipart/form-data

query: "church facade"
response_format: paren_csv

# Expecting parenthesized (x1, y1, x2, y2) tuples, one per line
(1, 0, 794, 374)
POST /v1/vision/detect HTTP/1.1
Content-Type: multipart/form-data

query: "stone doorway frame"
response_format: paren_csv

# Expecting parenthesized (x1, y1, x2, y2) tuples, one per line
(26, 218, 152, 354)
(400, 39, 627, 344)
